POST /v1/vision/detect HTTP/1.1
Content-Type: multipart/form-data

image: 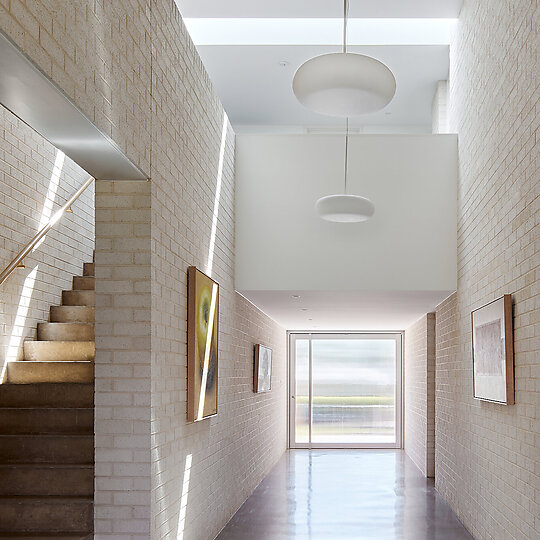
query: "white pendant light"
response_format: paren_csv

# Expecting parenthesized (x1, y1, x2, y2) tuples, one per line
(293, 0, 395, 117)
(316, 119, 375, 223)
(316, 194, 374, 223)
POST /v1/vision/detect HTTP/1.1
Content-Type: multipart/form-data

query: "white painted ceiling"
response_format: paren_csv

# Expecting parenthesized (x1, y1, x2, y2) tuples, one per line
(176, 1, 463, 19)
(176, 1, 460, 131)
(242, 291, 454, 331)
(191, 44, 450, 130)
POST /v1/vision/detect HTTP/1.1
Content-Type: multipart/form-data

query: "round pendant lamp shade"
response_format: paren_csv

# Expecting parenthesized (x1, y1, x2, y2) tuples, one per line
(293, 53, 396, 117)
(315, 194, 375, 223)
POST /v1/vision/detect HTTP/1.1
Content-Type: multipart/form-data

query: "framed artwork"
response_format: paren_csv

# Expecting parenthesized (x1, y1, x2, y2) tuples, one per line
(471, 294, 514, 405)
(254, 344, 272, 393)
(187, 266, 219, 422)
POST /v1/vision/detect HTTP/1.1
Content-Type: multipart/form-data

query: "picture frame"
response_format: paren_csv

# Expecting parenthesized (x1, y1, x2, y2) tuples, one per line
(187, 266, 219, 422)
(253, 344, 272, 393)
(471, 294, 514, 405)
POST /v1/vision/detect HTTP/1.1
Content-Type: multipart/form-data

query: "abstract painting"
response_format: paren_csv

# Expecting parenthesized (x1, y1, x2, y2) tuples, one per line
(471, 294, 514, 405)
(254, 344, 272, 393)
(187, 266, 219, 421)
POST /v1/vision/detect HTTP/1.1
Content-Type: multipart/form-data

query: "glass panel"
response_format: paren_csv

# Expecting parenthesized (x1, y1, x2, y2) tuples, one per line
(311, 339, 396, 444)
(294, 339, 310, 444)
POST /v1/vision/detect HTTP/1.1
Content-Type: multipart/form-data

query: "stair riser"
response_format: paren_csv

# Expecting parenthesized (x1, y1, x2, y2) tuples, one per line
(0, 435, 93, 464)
(37, 323, 94, 342)
(0, 409, 93, 434)
(7, 362, 94, 384)
(50, 306, 94, 323)
(62, 291, 94, 306)
(83, 262, 95, 277)
(23, 342, 95, 362)
(0, 500, 92, 532)
(0, 383, 94, 408)
(0, 466, 93, 496)
(73, 276, 95, 290)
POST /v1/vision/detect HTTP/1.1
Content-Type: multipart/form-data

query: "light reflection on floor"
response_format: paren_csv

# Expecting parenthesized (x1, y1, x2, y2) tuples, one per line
(216, 450, 473, 540)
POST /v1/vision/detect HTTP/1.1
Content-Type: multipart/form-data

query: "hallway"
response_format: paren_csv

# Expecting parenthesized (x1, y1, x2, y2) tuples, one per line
(217, 450, 473, 540)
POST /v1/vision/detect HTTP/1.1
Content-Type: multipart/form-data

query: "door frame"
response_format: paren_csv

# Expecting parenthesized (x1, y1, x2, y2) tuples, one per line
(288, 332, 403, 449)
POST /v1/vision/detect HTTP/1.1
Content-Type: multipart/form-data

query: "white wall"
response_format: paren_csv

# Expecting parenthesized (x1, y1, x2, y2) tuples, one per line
(236, 134, 457, 293)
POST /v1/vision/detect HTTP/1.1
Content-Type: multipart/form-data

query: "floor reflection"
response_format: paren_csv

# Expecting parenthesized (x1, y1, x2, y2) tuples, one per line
(217, 450, 472, 540)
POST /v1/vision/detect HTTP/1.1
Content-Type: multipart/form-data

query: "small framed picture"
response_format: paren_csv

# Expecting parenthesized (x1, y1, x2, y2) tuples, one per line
(471, 294, 514, 405)
(254, 344, 272, 393)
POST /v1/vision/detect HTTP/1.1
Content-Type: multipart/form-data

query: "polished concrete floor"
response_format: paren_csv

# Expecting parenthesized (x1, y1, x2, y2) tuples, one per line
(217, 450, 473, 540)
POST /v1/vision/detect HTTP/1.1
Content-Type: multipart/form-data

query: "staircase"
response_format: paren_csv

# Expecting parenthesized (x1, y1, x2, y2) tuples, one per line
(0, 261, 95, 538)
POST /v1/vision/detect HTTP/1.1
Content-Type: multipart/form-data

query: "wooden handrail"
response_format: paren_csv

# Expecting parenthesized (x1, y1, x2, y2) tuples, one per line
(0, 176, 94, 286)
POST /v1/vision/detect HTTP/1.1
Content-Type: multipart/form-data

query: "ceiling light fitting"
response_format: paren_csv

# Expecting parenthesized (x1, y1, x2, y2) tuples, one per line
(292, 0, 396, 117)
(315, 118, 375, 223)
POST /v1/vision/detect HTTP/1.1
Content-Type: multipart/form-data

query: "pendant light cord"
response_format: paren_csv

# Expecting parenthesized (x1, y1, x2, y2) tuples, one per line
(343, 0, 349, 54)
(344, 117, 349, 194)
(343, 0, 350, 194)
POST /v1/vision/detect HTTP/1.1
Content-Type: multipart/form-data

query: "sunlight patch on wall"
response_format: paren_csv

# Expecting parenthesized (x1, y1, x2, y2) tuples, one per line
(196, 282, 218, 421)
(206, 113, 229, 277)
(176, 453, 193, 539)
(1, 265, 39, 379)
(34, 150, 65, 250)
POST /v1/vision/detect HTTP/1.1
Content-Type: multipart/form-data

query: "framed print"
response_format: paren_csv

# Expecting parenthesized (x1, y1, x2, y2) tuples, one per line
(254, 344, 272, 393)
(471, 294, 514, 405)
(187, 266, 219, 421)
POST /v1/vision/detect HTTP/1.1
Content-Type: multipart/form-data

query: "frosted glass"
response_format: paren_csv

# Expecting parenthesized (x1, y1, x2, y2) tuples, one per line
(311, 339, 396, 444)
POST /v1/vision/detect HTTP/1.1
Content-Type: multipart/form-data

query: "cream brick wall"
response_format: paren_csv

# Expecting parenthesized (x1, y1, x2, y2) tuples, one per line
(435, 1, 539, 538)
(0, 103, 94, 377)
(150, 4, 287, 539)
(94, 180, 151, 539)
(404, 313, 436, 478)
(0, 0, 152, 176)
(0, 2, 287, 539)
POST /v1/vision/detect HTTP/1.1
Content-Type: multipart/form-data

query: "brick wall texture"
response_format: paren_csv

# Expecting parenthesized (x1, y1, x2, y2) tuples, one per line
(149, 4, 287, 540)
(404, 313, 436, 478)
(0, 103, 95, 377)
(435, 1, 539, 539)
(0, 1, 287, 538)
(94, 180, 152, 537)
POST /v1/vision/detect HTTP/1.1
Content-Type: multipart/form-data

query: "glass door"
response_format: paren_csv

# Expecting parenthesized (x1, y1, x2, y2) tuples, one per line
(289, 333, 402, 449)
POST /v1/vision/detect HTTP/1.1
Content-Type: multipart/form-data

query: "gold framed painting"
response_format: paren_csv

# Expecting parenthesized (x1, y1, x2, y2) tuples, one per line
(253, 344, 272, 393)
(471, 294, 514, 405)
(187, 266, 219, 422)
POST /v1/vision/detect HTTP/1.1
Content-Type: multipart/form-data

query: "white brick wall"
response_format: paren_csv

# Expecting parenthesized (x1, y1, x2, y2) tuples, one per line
(435, 1, 539, 538)
(0, 0, 152, 176)
(94, 180, 151, 539)
(0, 2, 287, 539)
(0, 103, 95, 377)
(404, 313, 436, 478)
(150, 4, 287, 539)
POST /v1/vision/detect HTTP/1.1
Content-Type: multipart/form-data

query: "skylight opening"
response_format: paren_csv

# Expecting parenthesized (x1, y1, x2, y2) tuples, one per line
(183, 18, 457, 46)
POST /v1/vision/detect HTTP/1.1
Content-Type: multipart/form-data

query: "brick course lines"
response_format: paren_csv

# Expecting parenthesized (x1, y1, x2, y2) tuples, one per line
(0, 2, 287, 538)
(435, 1, 539, 539)
(404, 313, 436, 478)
